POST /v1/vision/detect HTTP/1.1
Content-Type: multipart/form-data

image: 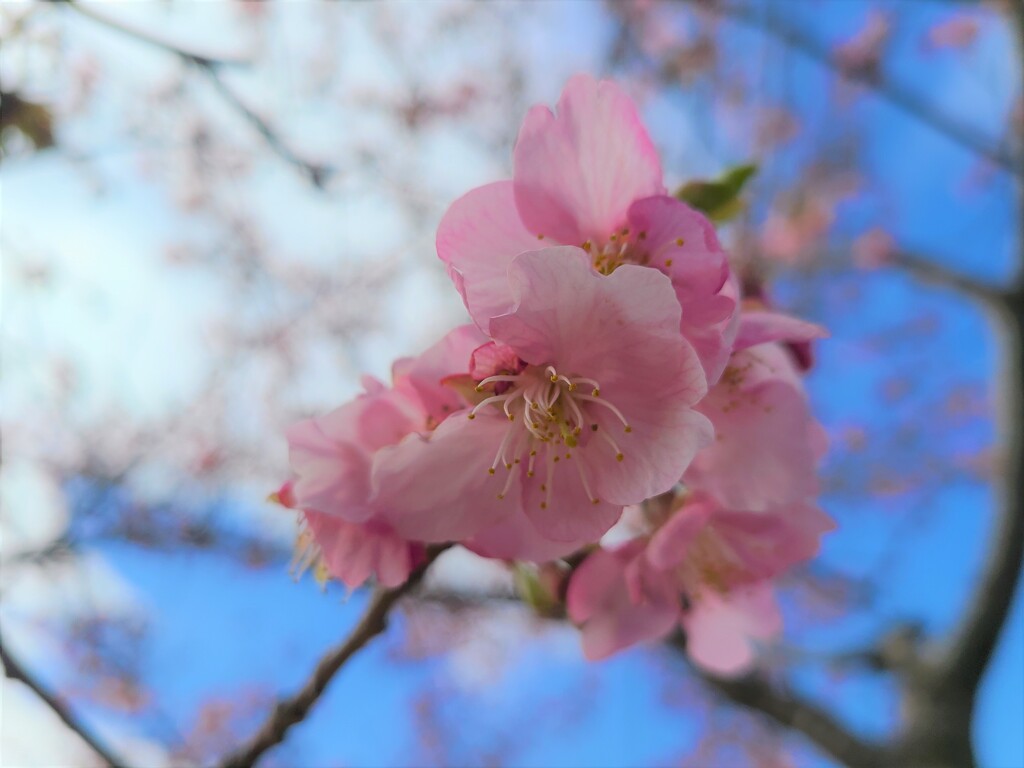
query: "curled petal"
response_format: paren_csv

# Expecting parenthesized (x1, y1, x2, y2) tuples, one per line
(734, 310, 828, 353)
(436, 181, 541, 331)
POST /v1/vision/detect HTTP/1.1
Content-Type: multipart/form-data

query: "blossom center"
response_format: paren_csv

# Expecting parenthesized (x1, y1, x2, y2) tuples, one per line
(467, 364, 632, 508)
(674, 527, 756, 598)
(580, 227, 685, 275)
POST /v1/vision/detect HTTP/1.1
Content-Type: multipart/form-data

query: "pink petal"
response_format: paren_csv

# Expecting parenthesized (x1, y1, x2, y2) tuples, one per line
(645, 499, 715, 570)
(304, 511, 415, 589)
(286, 410, 374, 522)
(465, 507, 592, 562)
(567, 546, 633, 623)
(436, 181, 541, 331)
(682, 584, 781, 676)
(626, 196, 728, 300)
(685, 344, 820, 511)
(625, 196, 740, 383)
(399, 324, 485, 423)
(734, 310, 828, 353)
(491, 248, 712, 505)
(371, 411, 520, 542)
(567, 542, 678, 659)
(579, 603, 678, 661)
(521, 450, 623, 543)
(469, 341, 522, 381)
(513, 75, 664, 245)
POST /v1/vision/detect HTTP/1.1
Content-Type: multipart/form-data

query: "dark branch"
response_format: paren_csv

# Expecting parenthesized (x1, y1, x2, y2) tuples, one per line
(661, 634, 882, 768)
(926, 3, 1024, 699)
(702, 671, 884, 768)
(57, 0, 332, 188)
(55, 0, 245, 69)
(888, 251, 1012, 306)
(688, 1, 1024, 179)
(216, 545, 450, 768)
(0, 628, 126, 768)
(932, 270, 1024, 693)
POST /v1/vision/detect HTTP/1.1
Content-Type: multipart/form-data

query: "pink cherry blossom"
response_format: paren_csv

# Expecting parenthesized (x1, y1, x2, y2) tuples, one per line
(373, 247, 712, 546)
(286, 324, 484, 521)
(566, 492, 831, 674)
(281, 325, 486, 584)
(274, 481, 424, 590)
(684, 329, 827, 512)
(436, 74, 738, 384)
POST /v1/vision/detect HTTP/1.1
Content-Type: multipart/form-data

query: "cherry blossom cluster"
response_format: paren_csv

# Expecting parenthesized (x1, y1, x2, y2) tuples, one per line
(276, 75, 833, 676)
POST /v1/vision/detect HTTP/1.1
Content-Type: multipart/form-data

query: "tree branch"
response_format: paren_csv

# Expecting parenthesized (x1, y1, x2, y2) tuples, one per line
(931, 254, 1024, 693)
(927, 3, 1024, 698)
(888, 251, 1012, 306)
(0, 628, 126, 768)
(660, 634, 882, 768)
(57, 0, 332, 188)
(216, 545, 450, 768)
(687, 1, 1023, 179)
(702, 671, 884, 768)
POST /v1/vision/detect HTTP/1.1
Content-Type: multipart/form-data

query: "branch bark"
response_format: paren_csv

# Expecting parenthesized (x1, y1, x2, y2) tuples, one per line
(0, 628, 126, 768)
(216, 545, 449, 768)
(701, 669, 884, 768)
(887, 251, 1012, 306)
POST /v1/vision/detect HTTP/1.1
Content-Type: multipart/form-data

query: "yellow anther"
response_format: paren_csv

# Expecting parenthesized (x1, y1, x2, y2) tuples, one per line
(537, 233, 545, 240)
(665, 259, 673, 267)
(582, 240, 592, 251)
(540, 502, 548, 509)
(675, 237, 685, 246)
(488, 467, 496, 475)
(592, 388, 600, 396)
(616, 453, 624, 462)
(475, 384, 484, 392)
(624, 426, 632, 433)
(468, 413, 476, 420)
(591, 498, 600, 505)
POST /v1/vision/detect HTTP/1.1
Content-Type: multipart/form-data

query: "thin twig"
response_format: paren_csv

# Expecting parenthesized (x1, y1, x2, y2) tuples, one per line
(55, 0, 245, 68)
(0, 628, 126, 768)
(687, 1, 1023, 179)
(57, 0, 332, 188)
(217, 545, 450, 768)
